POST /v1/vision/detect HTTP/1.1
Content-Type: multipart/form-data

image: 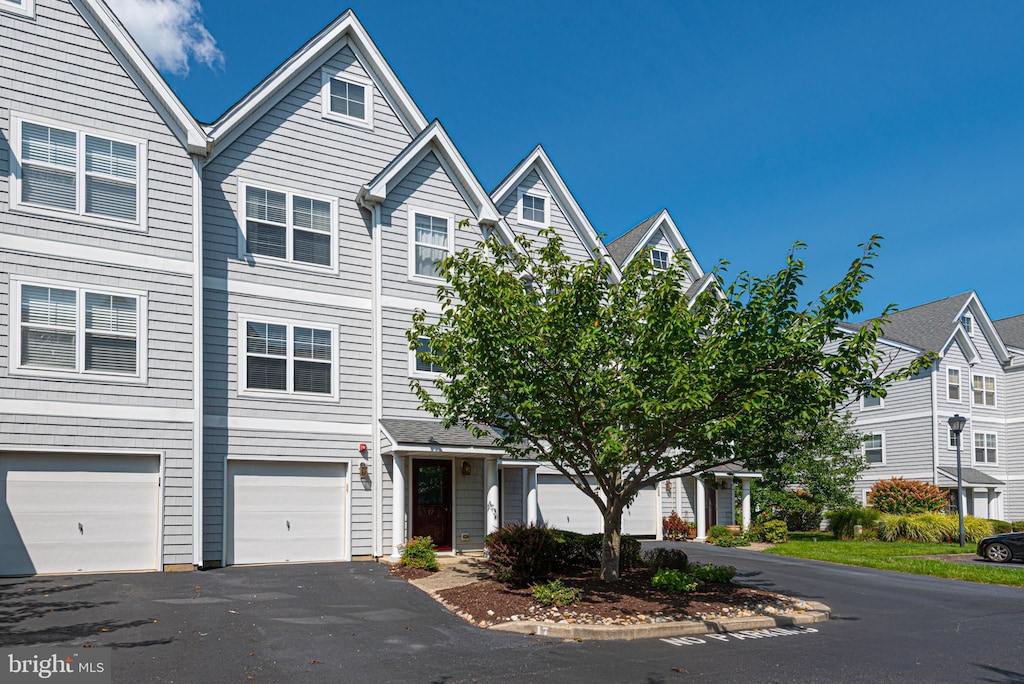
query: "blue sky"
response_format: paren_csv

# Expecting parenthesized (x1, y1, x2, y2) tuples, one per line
(118, 0, 1022, 321)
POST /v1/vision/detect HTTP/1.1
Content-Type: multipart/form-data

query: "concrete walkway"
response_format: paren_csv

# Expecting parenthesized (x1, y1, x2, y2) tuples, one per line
(408, 556, 491, 594)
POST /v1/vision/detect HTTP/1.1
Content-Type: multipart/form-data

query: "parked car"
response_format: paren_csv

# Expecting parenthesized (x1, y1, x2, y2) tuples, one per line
(976, 532, 1024, 563)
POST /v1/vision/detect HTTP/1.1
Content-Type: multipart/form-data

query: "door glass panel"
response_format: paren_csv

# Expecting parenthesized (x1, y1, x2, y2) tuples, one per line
(417, 465, 444, 505)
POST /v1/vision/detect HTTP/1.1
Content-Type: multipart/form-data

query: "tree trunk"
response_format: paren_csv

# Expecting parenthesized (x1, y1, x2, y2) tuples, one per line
(600, 505, 623, 582)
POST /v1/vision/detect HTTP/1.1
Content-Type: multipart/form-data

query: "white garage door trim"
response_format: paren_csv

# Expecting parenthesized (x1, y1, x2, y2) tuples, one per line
(537, 475, 658, 536)
(1, 451, 163, 576)
(226, 459, 351, 566)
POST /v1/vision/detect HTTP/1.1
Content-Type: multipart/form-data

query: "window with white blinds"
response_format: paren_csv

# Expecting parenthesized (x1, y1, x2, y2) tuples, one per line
(15, 118, 141, 224)
(411, 211, 451, 279)
(243, 320, 334, 397)
(16, 282, 141, 378)
(242, 183, 334, 268)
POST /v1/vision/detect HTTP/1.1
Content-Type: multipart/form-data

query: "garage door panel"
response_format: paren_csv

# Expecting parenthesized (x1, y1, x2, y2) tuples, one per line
(228, 461, 346, 566)
(538, 475, 657, 536)
(1, 454, 160, 576)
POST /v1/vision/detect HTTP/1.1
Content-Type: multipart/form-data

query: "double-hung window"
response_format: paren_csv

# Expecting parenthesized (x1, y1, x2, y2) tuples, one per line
(321, 69, 373, 127)
(243, 320, 335, 397)
(412, 337, 443, 375)
(651, 249, 670, 270)
(241, 182, 335, 268)
(409, 209, 451, 280)
(863, 434, 884, 464)
(972, 374, 996, 407)
(14, 116, 143, 226)
(973, 432, 997, 464)
(518, 190, 549, 229)
(14, 280, 143, 379)
(946, 367, 960, 401)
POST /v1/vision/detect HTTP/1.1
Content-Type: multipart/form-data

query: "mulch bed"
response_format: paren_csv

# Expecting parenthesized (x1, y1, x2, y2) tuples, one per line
(388, 564, 435, 581)
(429, 567, 810, 628)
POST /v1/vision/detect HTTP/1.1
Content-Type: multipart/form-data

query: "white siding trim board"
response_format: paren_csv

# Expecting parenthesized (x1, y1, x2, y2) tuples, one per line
(204, 277, 371, 312)
(3, 234, 193, 275)
(0, 398, 193, 423)
(205, 415, 372, 436)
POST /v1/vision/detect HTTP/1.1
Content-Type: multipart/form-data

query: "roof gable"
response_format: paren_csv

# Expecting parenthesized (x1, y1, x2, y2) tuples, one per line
(491, 145, 621, 280)
(994, 313, 1024, 351)
(608, 208, 705, 279)
(206, 9, 427, 160)
(73, 0, 207, 154)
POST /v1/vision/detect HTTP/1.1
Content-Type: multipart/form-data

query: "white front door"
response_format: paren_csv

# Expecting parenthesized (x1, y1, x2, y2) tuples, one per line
(227, 460, 346, 565)
(0, 453, 160, 576)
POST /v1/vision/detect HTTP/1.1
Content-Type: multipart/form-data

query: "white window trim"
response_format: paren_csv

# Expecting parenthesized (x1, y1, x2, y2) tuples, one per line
(516, 188, 550, 230)
(1, 0, 34, 18)
(407, 205, 454, 283)
(946, 366, 962, 403)
(10, 277, 148, 383)
(971, 373, 997, 408)
(972, 430, 998, 465)
(9, 113, 148, 230)
(862, 432, 885, 465)
(409, 336, 443, 380)
(236, 179, 338, 273)
(960, 314, 973, 335)
(650, 248, 670, 271)
(860, 394, 884, 411)
(238, 316, 339, 402)
(320, 68, 374, 129)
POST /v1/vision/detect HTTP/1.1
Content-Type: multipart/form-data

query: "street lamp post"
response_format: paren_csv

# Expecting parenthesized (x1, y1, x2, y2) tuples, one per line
(947, 414, 967, 548)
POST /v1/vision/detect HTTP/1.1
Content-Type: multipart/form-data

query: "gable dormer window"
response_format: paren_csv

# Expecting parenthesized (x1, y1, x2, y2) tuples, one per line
(651, 249, 669, 270)
(960, 314, 973, 334)
(321, 69, 373, 128)
(517, 190, 549, 229)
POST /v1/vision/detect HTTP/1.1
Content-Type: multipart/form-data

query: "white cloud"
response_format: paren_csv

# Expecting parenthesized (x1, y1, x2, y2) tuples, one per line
(106, 0, 224, 77)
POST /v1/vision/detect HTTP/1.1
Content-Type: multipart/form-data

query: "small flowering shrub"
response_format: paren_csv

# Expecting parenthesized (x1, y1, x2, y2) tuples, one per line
(401, 536, 439, 571)
(531, 579, 582, 607)
(867, 478, 946, 514)
(485, 523, 559, 585)
(688, 563, 736, 583)
(662, 511, 692, 541)
(651, 568, 699, 594)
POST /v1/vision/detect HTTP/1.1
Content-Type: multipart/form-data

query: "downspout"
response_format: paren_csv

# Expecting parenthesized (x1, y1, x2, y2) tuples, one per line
(931, 361, 939, 487)
(366, 198, 383, 558)
(191, 154, 204, 569)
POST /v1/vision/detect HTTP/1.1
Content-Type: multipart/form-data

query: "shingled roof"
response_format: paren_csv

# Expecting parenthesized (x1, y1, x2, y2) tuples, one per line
(846, 292, 973, 353)
(994, 313, 1024, 350)
(380, 418, 502, 450)
(606, 212, 661, 267)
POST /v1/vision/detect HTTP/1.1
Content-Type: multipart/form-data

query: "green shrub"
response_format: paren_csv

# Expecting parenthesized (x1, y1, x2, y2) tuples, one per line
(708, 525, 749, 547)
(829, 507, 883, 540)
(688, 562, 736, 583)
(989, 519, 1012, 534)
(868, 478, 946, 514)
(651, 568, 699, 594)
(531, 579, 582, 607)
(401, 536, 439, 571)
(662, 511, 692, 541)
(484, 523, 559, 585)
(642, 547, 689, 571)
(878, 513, 995, 543)
(708, 525, 731, 542)
(760, 520, 789, 544)
(1013, 521, 1024, 533)
(756, 489, 824, 531)
(553, 531, 643, 571)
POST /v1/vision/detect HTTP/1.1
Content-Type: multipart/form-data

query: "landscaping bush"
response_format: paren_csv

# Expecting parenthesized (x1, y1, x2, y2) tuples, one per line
(662, 511, 692, 541)
(650, 568, 699, 593)
(484, 523, 559, 585)
(878, 513, 995, 543)
(401, 536, 439, 571)
(1013, 521, 1024, 532)
(553, 530, 643, 571)
(756, 489, 825, 531)
(828, 507, 883, 540)
(708, 525, 750, 547)
(867, 478, 946, 514)
(688, 562, 736, 583)
(642, 547, 689, 571)
(531, 579, 582, 607)
(759, 520, 789, 544)
(989, 519, 1012, 534)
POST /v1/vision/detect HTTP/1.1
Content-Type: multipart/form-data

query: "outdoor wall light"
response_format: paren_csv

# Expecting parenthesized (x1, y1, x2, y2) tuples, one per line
(462, 460, 472, 476)
(359, 462, 369, 480)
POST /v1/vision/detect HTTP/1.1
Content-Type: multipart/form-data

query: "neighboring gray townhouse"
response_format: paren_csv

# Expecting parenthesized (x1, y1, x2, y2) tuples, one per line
(844, 292, 1024, 521)
(1, 0, 208, 574)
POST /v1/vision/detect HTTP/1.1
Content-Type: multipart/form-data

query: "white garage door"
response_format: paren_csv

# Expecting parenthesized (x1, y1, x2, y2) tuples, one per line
(228, 460, 346, 565)
(538, 475, 658, 536)
(0, 453, 160, 576)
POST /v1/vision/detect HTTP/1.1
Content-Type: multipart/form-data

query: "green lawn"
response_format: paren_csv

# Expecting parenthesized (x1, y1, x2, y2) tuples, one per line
(764, 532, 1024, 587)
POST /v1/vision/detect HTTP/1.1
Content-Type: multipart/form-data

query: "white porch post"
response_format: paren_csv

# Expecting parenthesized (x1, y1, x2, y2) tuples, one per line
(485, 458, 500, 535)
(695, 476, 707, 541)
(987, 488, 996, 520)
(960, 487, 970, 519)
(741, 478, 752, 531)
(390, 453, 406, 560)
(526, 467, 538, 526)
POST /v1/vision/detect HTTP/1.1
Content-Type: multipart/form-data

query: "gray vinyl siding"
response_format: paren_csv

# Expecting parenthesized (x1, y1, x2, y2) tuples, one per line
(1, 0, 197, 566)
(501, 467, 525, 525)
(660, 477, 696, 522)
(1, 0, 196, 262)
(454, 458, 485, 552)
(1003, 365, 1024, 520)
(498, 170, 594, 265)
(381, 306, 443, 419)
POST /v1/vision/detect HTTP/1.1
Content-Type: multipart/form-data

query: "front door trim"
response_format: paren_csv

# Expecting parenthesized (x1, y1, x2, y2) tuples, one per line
(410, 458, 454, 551)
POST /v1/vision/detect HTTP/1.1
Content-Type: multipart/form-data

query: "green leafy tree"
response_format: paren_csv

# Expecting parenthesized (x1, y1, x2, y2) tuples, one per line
(409, 228, 932, 582)
(751, 414, 867, 530)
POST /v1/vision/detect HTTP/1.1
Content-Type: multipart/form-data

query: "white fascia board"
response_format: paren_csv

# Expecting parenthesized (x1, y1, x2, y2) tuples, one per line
(74, 0, 208, 155)
(954, 293, 1011, 364)
(206, 11, 427, 161)
(491, 145, 622, 282)
(944, 327, 982, 365)
(834, 325, 925, 356)
(621, 209, 705, 278)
